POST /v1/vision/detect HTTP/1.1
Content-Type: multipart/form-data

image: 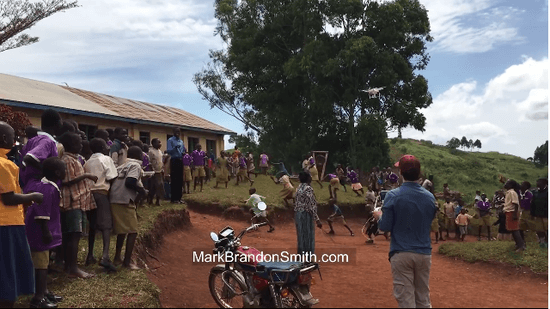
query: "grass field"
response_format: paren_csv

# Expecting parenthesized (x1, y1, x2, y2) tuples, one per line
(15, 202, 187, 308)
(388, 138, 547, 204)
(185, 174, 368, 210)
(439, 240, 548, 274)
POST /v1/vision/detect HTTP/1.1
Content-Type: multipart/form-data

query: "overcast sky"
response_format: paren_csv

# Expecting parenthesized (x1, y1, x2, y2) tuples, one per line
(0, 0, 547, 159)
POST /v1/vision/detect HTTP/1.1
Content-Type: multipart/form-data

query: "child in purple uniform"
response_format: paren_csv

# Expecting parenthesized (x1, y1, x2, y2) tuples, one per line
(25, 157, 66, 307)
(236, 153, 254, 186)
(182, 150, 193, 194)
(192, 144, 208, 192)
(20, 109, 63, 190)
(348, 168, 364, 197)
(0, 122, 44, 308)
(322, 173, 341, 200)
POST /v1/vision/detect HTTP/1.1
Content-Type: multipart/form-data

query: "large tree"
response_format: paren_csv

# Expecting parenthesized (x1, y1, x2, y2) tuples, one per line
(194, 0, 433, 172)
(0, 0, 78, 53)
(0, 104, 32, 138)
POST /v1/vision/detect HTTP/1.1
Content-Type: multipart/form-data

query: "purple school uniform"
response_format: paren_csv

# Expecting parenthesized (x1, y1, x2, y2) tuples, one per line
(182, 154, 193, 166)
(24, 178, 62, 252)
(192, 150, 206, 167)
(520, 190, 533, 211)
(20, 133, 58, 190)
(239, 157, 247, 169)
(142, 153, 150, 170)
(107, 140, 113, 147)
(327, 174, 337, 179)
(348, 171, 359, 184)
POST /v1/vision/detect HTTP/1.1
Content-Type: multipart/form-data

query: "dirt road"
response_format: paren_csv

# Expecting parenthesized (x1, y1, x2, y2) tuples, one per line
(147, 210, 548, 308)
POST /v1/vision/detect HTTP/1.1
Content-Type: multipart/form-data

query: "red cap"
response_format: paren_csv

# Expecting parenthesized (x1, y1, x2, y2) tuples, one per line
(395, 155, 420, 172)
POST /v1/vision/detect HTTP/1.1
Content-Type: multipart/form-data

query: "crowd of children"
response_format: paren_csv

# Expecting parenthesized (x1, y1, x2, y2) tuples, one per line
(0, 109, 175, 308)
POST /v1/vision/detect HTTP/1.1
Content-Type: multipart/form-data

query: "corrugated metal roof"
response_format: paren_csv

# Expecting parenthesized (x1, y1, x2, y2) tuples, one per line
(0, 74, 235, 135)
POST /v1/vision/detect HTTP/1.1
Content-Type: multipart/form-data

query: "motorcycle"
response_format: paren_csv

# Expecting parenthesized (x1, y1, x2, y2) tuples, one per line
(208, 202, 321, 308)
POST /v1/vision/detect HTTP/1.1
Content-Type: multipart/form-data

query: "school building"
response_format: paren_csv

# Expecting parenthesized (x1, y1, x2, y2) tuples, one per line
(0, 74, 235, 154)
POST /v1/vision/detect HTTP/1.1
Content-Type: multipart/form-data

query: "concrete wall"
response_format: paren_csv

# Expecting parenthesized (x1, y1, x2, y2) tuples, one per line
(14, 107, 226, 154)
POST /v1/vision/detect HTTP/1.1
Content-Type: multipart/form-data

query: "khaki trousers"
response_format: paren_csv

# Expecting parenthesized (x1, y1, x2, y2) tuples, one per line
(390, 252, 432, 308)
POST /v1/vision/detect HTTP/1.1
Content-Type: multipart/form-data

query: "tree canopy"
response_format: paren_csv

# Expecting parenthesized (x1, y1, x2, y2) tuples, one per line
(0, 104, 32, 137)
(194, 0, 433, 173)
(0, 0, 78, 53)
(534, 140, 548, 167)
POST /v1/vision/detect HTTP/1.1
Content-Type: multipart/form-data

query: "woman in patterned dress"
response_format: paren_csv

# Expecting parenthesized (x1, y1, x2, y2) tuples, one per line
(294, 172, 323, 255)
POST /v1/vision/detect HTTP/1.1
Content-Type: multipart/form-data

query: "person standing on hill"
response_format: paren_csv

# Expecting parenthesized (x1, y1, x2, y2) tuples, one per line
(476, 193, 492, 241)
(530, 178, 548, 248)
(518, 181, 533, 243)
(503, 179, 525, 252)
(166, 127, 185, 204)
(377, 155, 437, 308)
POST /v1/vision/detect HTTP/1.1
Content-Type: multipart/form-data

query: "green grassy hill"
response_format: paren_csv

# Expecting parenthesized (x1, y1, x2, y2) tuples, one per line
(388, 138, 548, 204)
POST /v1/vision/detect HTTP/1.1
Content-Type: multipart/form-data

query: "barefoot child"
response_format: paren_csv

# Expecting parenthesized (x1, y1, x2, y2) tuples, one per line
(110, 146, 147, 270)
(214, 151, 230, 189)
(455, 208, 474, 241)
(0, 122, 45, 308)
(271, 172, 295, 207)
(25, 157, 66, 307)
(182, 150, 193, 194)
(476, 193, 492, 241)
(59, 132, 98, 279)
(327, 198, 354, 236)
(246, 188, 275, 233)
(147, 138, 165, 205)
(84, 138, 118, 272)
(347, 167, 364, 197)
(236, 152, 254, 186)
(192, 144, 207, 192)
(322, 173, 340, 200)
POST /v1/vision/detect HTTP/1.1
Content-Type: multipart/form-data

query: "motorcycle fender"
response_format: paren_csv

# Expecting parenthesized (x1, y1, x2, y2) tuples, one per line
(210, 265, 247, 290)
(290, 285, 318, 307)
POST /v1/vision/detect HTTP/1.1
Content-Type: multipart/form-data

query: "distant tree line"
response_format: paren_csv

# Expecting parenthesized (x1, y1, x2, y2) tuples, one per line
(530, 140, 548, 167)
(446, 136, 481, 151)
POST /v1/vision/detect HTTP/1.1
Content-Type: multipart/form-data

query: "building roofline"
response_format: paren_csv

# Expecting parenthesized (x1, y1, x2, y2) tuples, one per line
(1, 99, 237, 136)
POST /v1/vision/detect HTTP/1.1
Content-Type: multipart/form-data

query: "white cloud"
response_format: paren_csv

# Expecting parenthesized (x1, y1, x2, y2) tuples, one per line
(457, 122, 506, 139)
(422, 0, 524, 53)
(423, 81, 483, 122)
(398, 56, 548, 158)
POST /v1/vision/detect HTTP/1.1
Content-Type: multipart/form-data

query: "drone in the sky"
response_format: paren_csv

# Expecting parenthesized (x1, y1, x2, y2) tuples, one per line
(362, 87, 385, 99)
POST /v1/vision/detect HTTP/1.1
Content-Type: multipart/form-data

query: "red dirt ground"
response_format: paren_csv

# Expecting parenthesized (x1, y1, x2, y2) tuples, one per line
(147, 210, 548, 308)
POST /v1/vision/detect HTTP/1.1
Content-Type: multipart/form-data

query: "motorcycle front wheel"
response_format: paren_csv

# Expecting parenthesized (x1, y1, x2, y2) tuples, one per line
(209, 269, 247, 308)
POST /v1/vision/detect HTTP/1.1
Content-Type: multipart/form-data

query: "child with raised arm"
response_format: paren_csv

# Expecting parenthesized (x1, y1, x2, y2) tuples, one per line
(110, 146, 147, 270)
(327, 198, 354, 236)
(59, 132, 98, 279)
(246, 188, 275, 233)
(336, 164, 347, 192)
(0, 122, 45, 308)
(84, 138, 118, 272)
(191, 144, 208, 192)
(25, 157, 66, 307)
(270, 171, 295, 207)
(455, 208, 474, 241)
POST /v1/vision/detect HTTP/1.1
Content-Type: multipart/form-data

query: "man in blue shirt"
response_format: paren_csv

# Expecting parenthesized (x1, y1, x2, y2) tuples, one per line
(167, 127, 185, 204)
(377, 155, 437, 308)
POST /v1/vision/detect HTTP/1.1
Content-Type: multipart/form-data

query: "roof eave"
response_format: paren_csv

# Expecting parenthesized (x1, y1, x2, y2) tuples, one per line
(1, 99, 237, 136)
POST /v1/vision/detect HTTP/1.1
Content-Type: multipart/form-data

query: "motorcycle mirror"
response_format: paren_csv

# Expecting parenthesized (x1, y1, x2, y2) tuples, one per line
(210, 232, 219, 242)
(257, 202, 267, 211)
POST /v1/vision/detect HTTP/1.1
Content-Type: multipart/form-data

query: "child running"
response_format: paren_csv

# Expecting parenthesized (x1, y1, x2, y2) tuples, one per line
(83, 138, 118, 272)
(322, 173, 340, 200)
(110, 146, 147, 270)
(25, 157, 66, 307)
(270, 171, 295, 207)
(327, 199, 354, 236)
(0, 121, 45, 308)
(455, 208, 474, 241)
(236, 152, 254, 186)
(336, 164, 347, 192)
(246, 188, 275, 233)
(347, 167, 364, 197)
(214, 151, 230, 188)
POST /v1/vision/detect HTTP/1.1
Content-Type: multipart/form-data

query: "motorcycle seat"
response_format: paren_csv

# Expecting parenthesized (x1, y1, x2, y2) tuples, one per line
(255, 261, 303, 282)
